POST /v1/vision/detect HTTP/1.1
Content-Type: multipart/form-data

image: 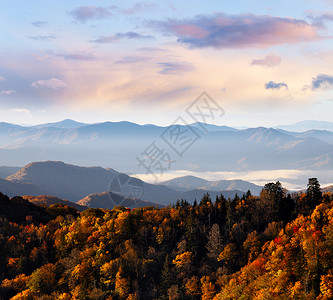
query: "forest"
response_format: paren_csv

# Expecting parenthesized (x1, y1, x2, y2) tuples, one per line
(0, 178, 333, 299)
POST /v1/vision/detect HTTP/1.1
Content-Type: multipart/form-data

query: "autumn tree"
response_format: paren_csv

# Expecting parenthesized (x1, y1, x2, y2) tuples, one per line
(115, 266, 130, 299)
(200, 276, 215, 300)
(27, 263, 57, 294)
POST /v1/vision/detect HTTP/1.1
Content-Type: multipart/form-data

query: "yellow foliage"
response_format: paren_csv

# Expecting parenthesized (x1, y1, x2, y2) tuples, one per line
(115, 267, 130, 299)
(185, 276, 201, 297)
(10, 289, 36, 300)
(218, 243, 236, 263)
(317, 274, 333, 300)
(201, 276, 216, 300)
(172, 251, 192, 268)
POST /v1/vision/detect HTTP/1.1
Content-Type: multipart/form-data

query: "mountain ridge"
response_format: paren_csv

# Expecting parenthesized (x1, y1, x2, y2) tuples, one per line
(3, 161, 259, 207)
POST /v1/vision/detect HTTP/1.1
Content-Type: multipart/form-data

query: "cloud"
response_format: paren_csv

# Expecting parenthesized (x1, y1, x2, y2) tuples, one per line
(31, 78, 69, 90)
(152, 13, 321, 49)
(0, 76, 5, 81)
(56, 52, 98, 61)
(29, 35, 57, 41)
(158, 61, 195, 74)
(69, 6, 116, 23)
(91, 32, 153, 43)
(122, 2, 156, 15)
(137, 47, 168, 52)
(307, 13, 333, 27)
(251, 54, 281, 67)
(9, 108, 30, 114)
(265, 81, 288, 90)
(312, 74, 333, 89)
(0, 90, 15, 95)
(32, 21, 48, 27)
(115, 56, 147, 64)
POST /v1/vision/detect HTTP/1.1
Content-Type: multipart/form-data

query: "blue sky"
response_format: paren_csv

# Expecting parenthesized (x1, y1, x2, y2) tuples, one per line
(1, 0, 333, 126)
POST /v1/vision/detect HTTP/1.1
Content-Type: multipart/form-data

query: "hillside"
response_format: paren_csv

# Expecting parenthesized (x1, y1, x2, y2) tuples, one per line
(23, 195, 88, 212)
(0, 178, 42, 198)
(78, 192, 164, 209)
(5, 161, 254, 206)
(161, 175, 262, 195)
(323, 185, 333, 194)
(0, 166, 20, 179)
(7, 161, 118, 202)
(0, 192, 50, 223)
(0, 180, 331, 299)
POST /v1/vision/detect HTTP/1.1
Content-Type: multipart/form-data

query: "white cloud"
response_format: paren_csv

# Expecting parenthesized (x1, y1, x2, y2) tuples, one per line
(9, 108, 31, 114)
(31, 78, 69, 90)
(0, 76, 5, 81)
(132, 168, 332, 191)
(0, 90, 15, 95)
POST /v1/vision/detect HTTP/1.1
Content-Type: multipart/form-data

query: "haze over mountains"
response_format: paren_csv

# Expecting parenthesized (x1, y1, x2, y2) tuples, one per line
(0, 119, 332, 189)
(0, 161, 261, 209)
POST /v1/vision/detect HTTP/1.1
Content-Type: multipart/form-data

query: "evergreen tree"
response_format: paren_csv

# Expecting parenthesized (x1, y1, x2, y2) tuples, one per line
(206, 223, 223, 260)
(161, 254, 174, 295)
(307, 178, 322, 208)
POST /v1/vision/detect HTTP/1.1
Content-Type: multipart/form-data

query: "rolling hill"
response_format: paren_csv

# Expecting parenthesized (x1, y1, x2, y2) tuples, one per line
(0, 178, 43, 198)
(160, 175, 262, 195)
(4, 161, 255, 206)
(23, 195, 88, 212)
(78, 192, 164, 209)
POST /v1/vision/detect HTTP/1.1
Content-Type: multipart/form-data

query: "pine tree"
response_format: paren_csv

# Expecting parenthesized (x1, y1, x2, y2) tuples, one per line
(206, 223, 223, 260)
(161, 254, 174, 294)
(307, 178, 322, 208)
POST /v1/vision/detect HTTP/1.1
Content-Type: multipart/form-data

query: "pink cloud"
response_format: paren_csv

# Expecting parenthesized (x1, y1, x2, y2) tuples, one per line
(251, 54, 281, 67)
(170, 24, 210, 39)
(0, 90, 15, 95)
(153, 13, 321, 49)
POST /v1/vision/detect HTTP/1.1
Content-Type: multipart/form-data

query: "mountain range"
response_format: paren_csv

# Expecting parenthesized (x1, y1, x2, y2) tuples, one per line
(0, 161, 262, 209)
(276, 120, 333, 132)
(0, 119, 332, 189)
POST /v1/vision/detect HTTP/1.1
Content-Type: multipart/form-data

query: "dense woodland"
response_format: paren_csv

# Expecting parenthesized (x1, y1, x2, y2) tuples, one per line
(0, 178, 333, 299)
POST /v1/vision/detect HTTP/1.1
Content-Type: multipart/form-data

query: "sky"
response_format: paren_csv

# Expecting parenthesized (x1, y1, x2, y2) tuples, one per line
(1, 0, 333, 127)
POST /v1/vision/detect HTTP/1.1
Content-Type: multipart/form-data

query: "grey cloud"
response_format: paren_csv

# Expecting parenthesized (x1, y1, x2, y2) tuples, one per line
(69, 6, 116, 23)
(312, 74, 333, 89)
(307, 13, 333, 27)
(115, 57, 147, 64)
(29, 35, 57, 41)
(158, 61, 195, 75)
(265, 81, 288, 90)
(91, 32, 153, 43)
(152, 13, 320, 49)
(32, 21, 48, 27)
(122, 2, 156, 15)
(56, 52, 98, 61)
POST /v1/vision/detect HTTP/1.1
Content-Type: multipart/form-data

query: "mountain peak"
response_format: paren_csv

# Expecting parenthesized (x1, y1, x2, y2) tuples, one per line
(276, 120, 333, 132)
(33, 119, 87, 129)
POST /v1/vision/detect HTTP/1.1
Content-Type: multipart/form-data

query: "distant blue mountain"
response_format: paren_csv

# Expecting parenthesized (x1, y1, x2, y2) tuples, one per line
(33, 119, 87, 129)
(276, 120, 333, 132)
(0, 120, 332, 178)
